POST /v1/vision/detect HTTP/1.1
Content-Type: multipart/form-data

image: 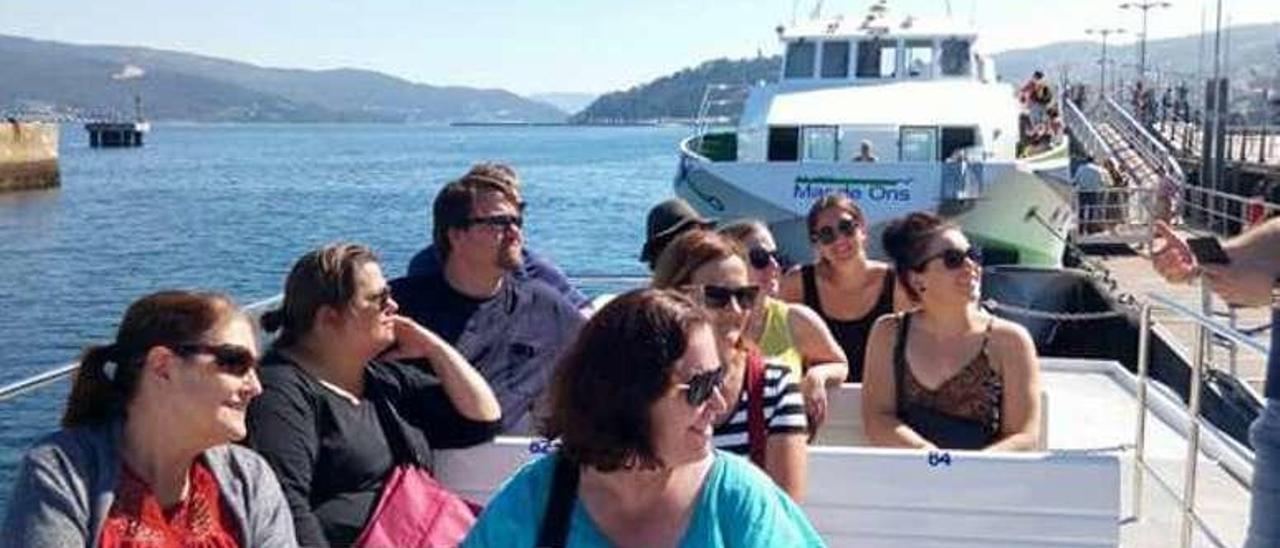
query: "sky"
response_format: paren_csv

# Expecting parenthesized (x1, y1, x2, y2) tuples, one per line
(0, 0, 1275, 96)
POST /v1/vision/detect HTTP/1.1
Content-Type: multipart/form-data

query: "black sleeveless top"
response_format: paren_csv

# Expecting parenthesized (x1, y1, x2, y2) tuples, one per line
(893, 312, 1002, 450)
(801, 264, 896, 382)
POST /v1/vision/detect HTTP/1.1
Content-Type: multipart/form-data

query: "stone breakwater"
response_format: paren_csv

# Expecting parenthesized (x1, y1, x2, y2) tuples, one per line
(0, 122, 60, 192)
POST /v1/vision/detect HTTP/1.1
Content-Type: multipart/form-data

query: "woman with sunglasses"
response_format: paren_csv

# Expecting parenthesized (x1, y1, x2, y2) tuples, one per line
(248, 243, 502, 546)
(464, 289, 820, 547)
(861, 212, 1041, 451)
(3, 290, 296, 547)
(780, 195, 907, 383)
(719, 220, 848, 433)
(651, 230, 809, 500)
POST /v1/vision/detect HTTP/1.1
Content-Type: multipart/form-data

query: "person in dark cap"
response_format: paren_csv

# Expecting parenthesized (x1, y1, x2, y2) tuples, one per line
(640, 198, 716, 270)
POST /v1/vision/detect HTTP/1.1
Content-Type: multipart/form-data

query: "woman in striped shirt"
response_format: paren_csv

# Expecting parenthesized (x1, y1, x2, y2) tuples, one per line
(652, 230, 809, 501)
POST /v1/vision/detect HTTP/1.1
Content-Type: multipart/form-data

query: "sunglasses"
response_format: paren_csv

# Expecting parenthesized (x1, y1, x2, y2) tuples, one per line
(677, 366, 725, 406)
(466, 214, 523, 230)
(171, 343, 257, 376)
(366, 286, 394, 312)
(917, 246, 983, 270)
(810, 218, 860, 245)
(748, 247, 790, 270)
(700, 284, 760, 310)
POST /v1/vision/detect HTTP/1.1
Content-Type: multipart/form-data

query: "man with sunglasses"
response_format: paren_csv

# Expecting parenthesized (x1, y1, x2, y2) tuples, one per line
(391, 173, 584, 434)
(405, 163, 590, 311)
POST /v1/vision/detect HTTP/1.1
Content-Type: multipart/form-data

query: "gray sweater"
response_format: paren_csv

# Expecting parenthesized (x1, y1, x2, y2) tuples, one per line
(2, 421, 297, 548)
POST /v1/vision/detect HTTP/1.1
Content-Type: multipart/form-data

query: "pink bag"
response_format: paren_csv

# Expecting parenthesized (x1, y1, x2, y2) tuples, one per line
(354, 464, 477, 548)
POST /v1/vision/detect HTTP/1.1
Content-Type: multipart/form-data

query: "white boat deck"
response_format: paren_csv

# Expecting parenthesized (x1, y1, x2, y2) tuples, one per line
(435, 357, 1253, 547)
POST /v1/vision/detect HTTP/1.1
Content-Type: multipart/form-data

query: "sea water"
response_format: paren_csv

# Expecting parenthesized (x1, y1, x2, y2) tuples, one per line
(0, 123, 686, 510)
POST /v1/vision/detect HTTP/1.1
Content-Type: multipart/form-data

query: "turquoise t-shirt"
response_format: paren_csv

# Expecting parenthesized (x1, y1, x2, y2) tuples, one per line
(463, 450, 823, 547)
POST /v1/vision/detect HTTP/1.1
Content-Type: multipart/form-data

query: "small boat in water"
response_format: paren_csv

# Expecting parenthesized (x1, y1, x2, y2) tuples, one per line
(674, 1, 1072, 266)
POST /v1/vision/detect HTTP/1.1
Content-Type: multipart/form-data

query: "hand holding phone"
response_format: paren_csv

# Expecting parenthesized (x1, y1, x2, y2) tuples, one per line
(1187, 236, 1231, 265)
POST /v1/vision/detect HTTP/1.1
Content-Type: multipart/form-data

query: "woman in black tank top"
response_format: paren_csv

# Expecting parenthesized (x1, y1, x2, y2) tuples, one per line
(861, 212, 1043, 451)
(781, 194, 900, 382)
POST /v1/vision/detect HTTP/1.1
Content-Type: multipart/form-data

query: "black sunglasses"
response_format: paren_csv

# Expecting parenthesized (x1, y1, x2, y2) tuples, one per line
(466, 214, 523, 230)
(918, 246, 983, 270)
(678, 366, 725, 406)
(366, 286, 394, 312)
(172, 343, 258, 376)
(810, 218, 860, 245)
(748, 247, 790, 270)
(701, 284, 760, 310)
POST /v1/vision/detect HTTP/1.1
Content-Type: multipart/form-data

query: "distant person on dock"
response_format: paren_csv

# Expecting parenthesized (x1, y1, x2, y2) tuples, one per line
(779, 194, 908, 382)
(392, 172, 584, 434)
(249, 243, 500, 546)
(407, 162, 591, 311)
(853, 140, 878, 163)
(640, 197, 716, 270)
(462, 289, 821, 546)
(652, 230, 810, 500)
(1151, 218, 1280, 548)
(862, 212, 1042, 451)
(1072, 156, 1111, 233)
(2, 291, 296, 547)
(720, 220, 848, 435)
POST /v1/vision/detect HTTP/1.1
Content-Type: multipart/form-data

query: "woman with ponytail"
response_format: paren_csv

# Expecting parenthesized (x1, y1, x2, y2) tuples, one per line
(651, 230, 809, 501)
(2, 290, 296, 547)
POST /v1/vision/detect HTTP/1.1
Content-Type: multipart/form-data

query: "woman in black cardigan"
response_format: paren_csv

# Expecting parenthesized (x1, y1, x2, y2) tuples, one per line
(247, 243, 501, 546)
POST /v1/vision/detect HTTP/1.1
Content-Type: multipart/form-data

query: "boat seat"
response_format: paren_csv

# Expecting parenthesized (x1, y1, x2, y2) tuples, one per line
(433, 437, 1119, 547)
(813, 384, 1050, 450)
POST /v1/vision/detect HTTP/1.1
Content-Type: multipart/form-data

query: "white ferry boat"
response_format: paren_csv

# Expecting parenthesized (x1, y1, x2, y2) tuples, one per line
(675, 1, 1072, 266)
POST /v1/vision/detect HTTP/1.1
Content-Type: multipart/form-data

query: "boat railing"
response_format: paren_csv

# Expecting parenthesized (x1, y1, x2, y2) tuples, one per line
(1134, 291, 1268, 548)
(0, 275, 653, 406)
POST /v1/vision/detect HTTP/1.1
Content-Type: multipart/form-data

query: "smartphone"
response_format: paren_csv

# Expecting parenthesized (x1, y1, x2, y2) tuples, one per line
(1187, 236, 1231, 265)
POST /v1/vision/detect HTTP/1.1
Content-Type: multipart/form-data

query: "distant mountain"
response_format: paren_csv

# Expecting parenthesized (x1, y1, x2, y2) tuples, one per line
(0, 35, 567, 123)
(528, 92, 597, 115)
(575, 23, 1279, 123)
(572, 56, 780, 124)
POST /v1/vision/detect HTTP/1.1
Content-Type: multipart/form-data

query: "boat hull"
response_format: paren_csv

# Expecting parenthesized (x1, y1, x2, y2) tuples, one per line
(674, 149, 1071, 266)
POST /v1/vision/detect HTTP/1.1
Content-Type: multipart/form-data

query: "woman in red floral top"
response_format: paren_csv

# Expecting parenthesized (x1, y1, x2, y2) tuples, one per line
(3, 291, 296, 547)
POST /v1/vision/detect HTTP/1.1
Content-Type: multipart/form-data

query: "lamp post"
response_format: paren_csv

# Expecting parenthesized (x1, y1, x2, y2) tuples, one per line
(1087, 28, 1127, 101)
(1120, 1, 1172, 87)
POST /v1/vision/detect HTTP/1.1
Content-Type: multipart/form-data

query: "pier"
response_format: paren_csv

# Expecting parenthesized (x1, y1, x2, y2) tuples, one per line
(0, 121, 60, 192)
(85, 121, 149, 148)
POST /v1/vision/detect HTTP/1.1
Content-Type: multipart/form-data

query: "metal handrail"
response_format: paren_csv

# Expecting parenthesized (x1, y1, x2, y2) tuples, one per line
(1133, 290, 1269, 548)
(1063, 98, 1112, 161)
(0, 275, 651, 405)
(1103, 97, 1186, 187)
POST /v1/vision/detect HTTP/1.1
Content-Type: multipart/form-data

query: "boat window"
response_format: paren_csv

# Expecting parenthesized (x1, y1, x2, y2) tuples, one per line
(784, 41, 817, 79)
(899, 127, 938, 162)
(941, 127, 978, 160)
(855, 39, 897, 79)
(939, 39, 972, 76)
(768, 127, 800, 161)
(802, 126, 839, 162)
(905, 40, 934, 78)
(820, 41, 850, 78)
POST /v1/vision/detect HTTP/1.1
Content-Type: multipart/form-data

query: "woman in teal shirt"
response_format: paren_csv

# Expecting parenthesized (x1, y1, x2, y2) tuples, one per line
(465, 289, 822, 547)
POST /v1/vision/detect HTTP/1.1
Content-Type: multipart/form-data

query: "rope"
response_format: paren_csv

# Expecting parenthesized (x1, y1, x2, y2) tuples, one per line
(982, 299, 1129, 322)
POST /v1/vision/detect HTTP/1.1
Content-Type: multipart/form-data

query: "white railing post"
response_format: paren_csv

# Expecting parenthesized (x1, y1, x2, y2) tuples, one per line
(1133, 302, 1153, 520)
(1180, 287, 1210, 548)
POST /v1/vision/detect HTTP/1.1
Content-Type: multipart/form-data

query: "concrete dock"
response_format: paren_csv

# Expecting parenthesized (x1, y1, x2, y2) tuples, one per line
(1090, 246, 1271, 393)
